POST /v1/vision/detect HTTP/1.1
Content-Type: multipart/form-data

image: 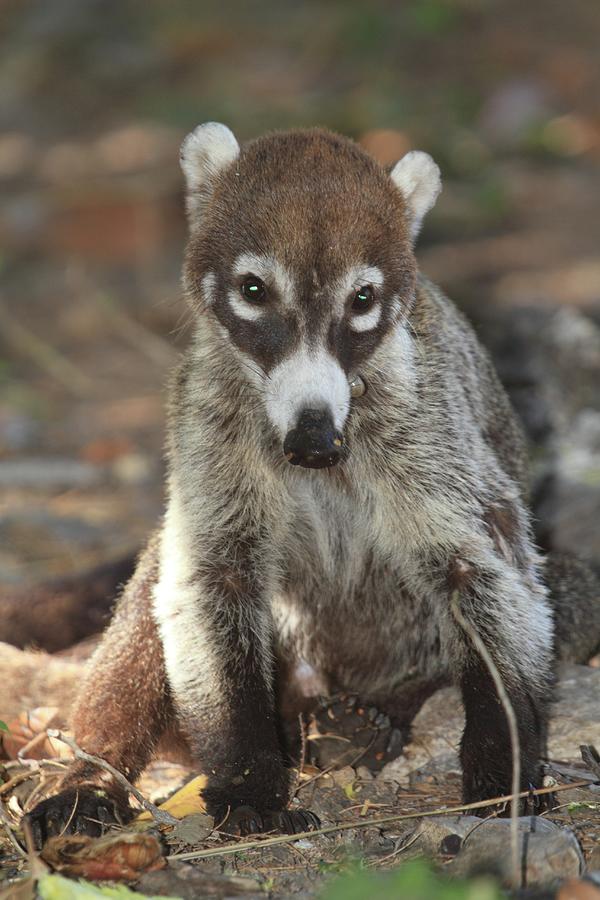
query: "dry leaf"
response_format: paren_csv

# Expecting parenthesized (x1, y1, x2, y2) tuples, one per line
(0, 876, 36, 900)
(134, 774, 207, 824)
(40, 832, 165, 881)
(37, 873, 174, 899)
(0, 708, 72, 761)
(168, 813, 213, 846)
(557, 879, 600, 900)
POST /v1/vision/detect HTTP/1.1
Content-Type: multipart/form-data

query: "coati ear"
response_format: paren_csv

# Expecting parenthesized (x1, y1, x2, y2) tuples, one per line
(180, 122, 240, 223)
(390, 151, 441, 241)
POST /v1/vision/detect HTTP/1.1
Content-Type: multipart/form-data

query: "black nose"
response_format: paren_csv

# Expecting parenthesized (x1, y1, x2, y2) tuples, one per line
(283, 409, 343, 469)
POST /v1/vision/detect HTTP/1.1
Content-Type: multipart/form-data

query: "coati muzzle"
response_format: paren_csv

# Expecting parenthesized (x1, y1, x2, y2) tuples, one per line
(283, 408, 343, 469)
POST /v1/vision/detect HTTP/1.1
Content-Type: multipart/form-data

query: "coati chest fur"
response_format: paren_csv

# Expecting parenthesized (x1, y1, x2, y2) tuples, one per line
(26, 124, 599, 843)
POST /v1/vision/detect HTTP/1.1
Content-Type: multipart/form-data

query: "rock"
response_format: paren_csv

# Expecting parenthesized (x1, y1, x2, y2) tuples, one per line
(549, 665, 600, 759)
(378, 665, 600, 786)
(544, 409, 600, 560)
(412, 815, 583, 888)
(138, 862, 263, 898)
(378, 687, 462, 785)
(465, 303, 600, 560)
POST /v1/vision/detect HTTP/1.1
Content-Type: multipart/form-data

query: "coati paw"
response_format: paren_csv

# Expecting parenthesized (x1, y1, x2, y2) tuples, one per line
(308, 694, 403, 771)
(464, 774, 553, 818)
(263, 807, 320, 834)
(24, 787, 132, 849)
(219, 804, 320, 836)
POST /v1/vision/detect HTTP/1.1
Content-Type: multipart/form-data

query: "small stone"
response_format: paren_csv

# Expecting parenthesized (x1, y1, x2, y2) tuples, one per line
(404, 815, 583, 887)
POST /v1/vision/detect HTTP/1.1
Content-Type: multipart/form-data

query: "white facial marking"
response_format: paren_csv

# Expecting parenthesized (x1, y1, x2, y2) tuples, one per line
(201, 271, 217, 306)
(233, 252, 295, 306)
(350, 304, 382, 332)
(265, 346, 351, 438)
(228, 289, 265, 321)
(389, 293, 401, 316)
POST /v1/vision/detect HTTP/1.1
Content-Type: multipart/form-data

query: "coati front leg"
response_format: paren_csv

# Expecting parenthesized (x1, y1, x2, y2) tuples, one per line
(455, 555, 553, 809)
(152, 483, 318, 836)
(25, 534, 172, 845)
(415, 535, 554, 811)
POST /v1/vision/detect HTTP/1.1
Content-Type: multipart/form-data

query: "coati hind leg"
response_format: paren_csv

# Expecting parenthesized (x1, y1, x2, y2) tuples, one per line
(25, 534, 173, 846)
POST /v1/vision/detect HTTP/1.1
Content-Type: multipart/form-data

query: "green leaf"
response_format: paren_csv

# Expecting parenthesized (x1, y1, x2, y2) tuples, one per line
(0, 720, 9, 733)
(37, 873, 177, 900)
(343, 781, 358, 801)
(321, 859, 503, 900)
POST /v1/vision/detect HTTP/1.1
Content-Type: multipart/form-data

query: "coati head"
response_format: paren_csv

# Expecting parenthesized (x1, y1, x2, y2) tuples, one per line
(181, 124, 441, 469)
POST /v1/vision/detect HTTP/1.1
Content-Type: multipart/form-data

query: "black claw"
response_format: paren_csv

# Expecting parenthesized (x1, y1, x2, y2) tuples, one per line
(263, 807, 320, 834)
(221, 804, 264, 836)
(24, 787, 131, 848)
(220, 804, 319, 837)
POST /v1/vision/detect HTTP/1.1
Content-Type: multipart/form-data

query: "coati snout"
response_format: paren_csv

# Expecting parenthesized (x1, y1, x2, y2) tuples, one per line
(283, 407, 343, 468)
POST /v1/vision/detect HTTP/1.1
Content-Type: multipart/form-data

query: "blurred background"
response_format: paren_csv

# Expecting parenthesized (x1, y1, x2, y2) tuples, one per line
(1, 0, 599, 589)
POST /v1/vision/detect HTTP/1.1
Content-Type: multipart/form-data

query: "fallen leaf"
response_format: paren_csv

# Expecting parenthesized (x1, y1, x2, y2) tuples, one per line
(134, 775, 207, 824)
(343, 781, 359, 801)
(37, 873, 175, 899)
(0, 708, 71, 761)
(0, 875, 36, 900)
(167, 813, 213, 846)
(557, 879, 600, 900)
(40, 832, 165, 881)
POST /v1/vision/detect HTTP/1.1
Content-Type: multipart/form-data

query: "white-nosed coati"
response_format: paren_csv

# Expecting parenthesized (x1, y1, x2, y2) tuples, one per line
(25, 125, 600, 843)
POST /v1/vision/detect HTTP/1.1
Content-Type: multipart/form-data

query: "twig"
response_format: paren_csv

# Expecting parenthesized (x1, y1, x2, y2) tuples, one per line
(21, 818, 49, 880)
(0, 770, 39, 797)
(47, 729, 178, 828)
(90, 290, 177, 369)
(289, 715, 308, 800)
(295, 731, 378, 794)
(0, 300, 94, 396)
(167, 778, 594, 862)
(0, 803, 26, 858)
(450, 588, 520, 888)
(58, 790, 80, 839)
(17, 731, 53, 762)
(365, 829, 421, 868)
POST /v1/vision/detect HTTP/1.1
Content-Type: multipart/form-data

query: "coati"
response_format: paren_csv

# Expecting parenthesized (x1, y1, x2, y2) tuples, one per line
(26, 125, 600, 843)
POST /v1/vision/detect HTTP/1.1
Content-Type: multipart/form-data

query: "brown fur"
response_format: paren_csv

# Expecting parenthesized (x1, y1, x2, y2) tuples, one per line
(60, 533, 172, 790)
(0, 554, 135, 652)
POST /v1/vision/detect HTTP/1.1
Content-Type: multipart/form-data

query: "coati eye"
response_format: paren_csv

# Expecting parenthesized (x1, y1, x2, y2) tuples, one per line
(241, 276, 267, 303)
(352, 286, 374, 314)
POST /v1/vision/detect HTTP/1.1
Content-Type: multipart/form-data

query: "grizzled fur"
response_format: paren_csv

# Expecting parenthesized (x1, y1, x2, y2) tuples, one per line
(26, 127, 599, 843)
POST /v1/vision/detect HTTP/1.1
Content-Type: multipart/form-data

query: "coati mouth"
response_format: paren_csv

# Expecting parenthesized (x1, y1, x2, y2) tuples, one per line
(283, 408, 344, 469)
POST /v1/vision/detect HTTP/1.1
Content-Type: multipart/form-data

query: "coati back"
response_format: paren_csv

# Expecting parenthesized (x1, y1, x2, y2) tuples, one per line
(26, 125, 600, 843)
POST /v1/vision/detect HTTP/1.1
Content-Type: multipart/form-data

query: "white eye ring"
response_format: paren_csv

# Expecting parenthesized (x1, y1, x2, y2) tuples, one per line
(228, 290, 266, 321)
(349, 302, 382, 332)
